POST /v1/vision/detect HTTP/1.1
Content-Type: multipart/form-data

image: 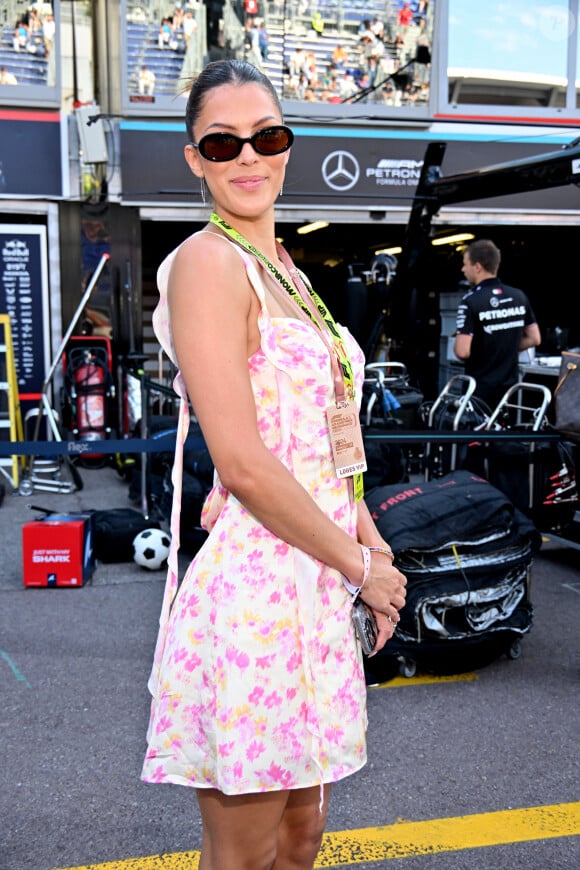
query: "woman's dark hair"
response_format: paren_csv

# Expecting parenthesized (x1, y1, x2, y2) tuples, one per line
(185, 60, 283, 144)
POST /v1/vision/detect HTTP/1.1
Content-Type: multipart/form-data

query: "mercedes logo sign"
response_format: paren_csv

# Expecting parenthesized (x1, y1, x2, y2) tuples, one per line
(321, 150, 360, 191)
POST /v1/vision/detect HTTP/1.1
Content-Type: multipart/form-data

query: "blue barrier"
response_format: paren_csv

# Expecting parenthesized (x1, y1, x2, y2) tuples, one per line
(0, 429, 561, 459)
(0, 436, 177, 458)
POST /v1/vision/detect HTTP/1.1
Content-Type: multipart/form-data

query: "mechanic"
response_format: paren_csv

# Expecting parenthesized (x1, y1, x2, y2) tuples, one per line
(454, 238, 541, 410)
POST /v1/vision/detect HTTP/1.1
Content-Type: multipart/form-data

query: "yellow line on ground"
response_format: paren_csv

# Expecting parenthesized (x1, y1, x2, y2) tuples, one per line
(56, 801, 580, 870)
(315, 802, 580, 865)
(369, 671, 479, 688)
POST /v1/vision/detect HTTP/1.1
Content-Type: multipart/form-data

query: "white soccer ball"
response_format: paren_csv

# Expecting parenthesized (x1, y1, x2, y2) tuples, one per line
(132, 527, 171, 570)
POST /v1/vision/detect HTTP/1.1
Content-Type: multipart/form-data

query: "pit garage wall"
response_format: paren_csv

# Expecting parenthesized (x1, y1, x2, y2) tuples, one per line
(0, 110, 63, 197)
(0, 112, 143, 408)
(0, 111, 63, 414)
(120, 120, 580, 398)
(119, 121, 580, 217)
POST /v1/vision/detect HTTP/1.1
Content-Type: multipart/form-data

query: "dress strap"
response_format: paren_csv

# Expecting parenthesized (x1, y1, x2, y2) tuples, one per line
(147, 370, 190, 692)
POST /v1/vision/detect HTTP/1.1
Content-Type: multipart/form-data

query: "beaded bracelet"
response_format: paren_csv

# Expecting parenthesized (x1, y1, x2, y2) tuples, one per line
(368, 545, 395, 560)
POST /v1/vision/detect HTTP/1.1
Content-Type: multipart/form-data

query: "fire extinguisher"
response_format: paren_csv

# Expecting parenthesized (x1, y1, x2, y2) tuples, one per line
(72, 350, 107, 441)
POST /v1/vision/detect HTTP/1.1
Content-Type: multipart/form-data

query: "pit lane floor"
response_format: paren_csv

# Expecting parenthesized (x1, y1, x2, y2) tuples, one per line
(0, 467, 578, 870)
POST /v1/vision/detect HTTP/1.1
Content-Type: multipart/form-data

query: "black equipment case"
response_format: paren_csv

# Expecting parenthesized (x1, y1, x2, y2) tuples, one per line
(364, 470, 541, 681)
(464, 382, 578, 537)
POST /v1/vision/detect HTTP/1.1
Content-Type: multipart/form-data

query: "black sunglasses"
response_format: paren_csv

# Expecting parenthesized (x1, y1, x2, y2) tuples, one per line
(193, 125, 294, 162)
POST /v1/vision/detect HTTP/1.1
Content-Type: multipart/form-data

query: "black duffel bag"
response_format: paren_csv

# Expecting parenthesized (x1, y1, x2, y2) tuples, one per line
(92, 507, 160, 562)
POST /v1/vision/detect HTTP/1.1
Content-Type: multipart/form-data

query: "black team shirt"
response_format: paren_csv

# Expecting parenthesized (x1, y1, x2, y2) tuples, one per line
(455, 277, 538, 409)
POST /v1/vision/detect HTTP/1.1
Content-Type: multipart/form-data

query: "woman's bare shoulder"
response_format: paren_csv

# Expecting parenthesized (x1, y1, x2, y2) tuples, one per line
(169, 229, 251, 310)
(173, 228, 242, 269)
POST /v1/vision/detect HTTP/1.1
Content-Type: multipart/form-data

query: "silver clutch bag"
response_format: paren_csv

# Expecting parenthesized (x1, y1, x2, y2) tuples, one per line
(352, 598, 378, 656)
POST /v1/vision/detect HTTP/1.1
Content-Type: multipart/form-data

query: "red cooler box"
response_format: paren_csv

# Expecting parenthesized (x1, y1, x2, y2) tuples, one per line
(22, 514, 94, 587)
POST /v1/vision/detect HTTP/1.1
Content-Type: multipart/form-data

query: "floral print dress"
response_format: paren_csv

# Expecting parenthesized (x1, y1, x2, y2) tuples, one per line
(141, 234, 368, 794)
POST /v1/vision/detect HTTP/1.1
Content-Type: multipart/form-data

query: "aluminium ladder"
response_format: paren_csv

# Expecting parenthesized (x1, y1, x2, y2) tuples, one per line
(0, 314, 24, 490)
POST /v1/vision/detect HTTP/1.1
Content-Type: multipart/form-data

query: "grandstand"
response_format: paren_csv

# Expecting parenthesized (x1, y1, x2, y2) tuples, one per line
(257, 2, 428, 103)
(0, 25, 48, 86)
(260, 20, 409, 100)
(126, 19, 188, 97)
(123, 0, 431, 105)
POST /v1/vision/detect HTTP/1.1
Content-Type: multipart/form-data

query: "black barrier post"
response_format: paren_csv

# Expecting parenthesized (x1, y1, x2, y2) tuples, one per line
(140, 368, 149, 518)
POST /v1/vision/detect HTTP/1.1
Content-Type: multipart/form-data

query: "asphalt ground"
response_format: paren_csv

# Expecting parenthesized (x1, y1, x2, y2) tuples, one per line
(0, 463, 579, 870)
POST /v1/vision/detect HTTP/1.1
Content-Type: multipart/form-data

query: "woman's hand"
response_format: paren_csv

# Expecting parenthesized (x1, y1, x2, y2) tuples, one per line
(359, 549, 407, 625)
(368, 607, 398, 656)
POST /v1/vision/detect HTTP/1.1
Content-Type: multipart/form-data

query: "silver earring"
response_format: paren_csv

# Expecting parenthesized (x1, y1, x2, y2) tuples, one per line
(200, 177, 206, 205)
(279, 184, 284, 197)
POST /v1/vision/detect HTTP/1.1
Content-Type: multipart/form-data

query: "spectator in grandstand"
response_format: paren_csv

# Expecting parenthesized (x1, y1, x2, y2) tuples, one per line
(371, 16, 385, 42)
(311, 11, 324, 38)
(416, 0, 430, 28)
(366, 55, 381, 91)
(138, 65, 156, 96)
(397, 0, 414, 28)
(415, 34, 431, 86)
(320, 63, 336, 89)
(358, 19, 374, 41)
(358, 31, 384, 79)
(358, 31, 373, 56)
(27, 8, 42, 33)
(0, 66, 18, 85)
(42, 12, 55, 56)
(244, 0, 259, 24)
(182, 10, 198, 48)
(454, 239, 542, 410)
(141, 56, 406, 870)
(173, 5, 185, 31)
(288, 44, 308, 78)
(332, 43, 349, 68)
(257, 20, 269, 61)
(13, 20, 29, 52)
(339, 71, 359, 100)
(304, 50, 319, 83)
(244, 20, 262, 68)
(382, 79, 397, 104)
(296, 71, 309, 99)
(158, 16, 174, 48)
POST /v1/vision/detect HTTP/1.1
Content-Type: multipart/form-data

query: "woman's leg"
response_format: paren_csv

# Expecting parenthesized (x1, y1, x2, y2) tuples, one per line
(196, 787, 289, 870)
(196, 783, 331, 870)
(274, 783, 331, 870)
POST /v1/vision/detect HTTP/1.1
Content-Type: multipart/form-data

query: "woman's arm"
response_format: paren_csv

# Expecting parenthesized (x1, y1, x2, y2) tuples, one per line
(357, 498, 392, 549)
(168, 233, 405, 619)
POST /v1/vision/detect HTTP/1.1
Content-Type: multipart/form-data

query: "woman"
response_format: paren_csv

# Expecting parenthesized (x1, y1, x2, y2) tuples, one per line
(142, 59, 407, 870)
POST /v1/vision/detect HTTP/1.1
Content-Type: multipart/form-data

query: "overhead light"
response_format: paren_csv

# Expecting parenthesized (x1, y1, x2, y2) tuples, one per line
(296, 221, 329, 235)
(431, 233, 475, 247)
(374, 246, 402, 255)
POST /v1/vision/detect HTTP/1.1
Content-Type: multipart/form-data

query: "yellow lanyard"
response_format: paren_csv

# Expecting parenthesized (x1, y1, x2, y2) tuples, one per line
(210, 212, 364, 501)
(210, 212, 355, 401)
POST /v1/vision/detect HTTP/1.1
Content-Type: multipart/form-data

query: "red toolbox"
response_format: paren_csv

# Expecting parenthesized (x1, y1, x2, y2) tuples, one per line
(22, 513, 94, 587)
